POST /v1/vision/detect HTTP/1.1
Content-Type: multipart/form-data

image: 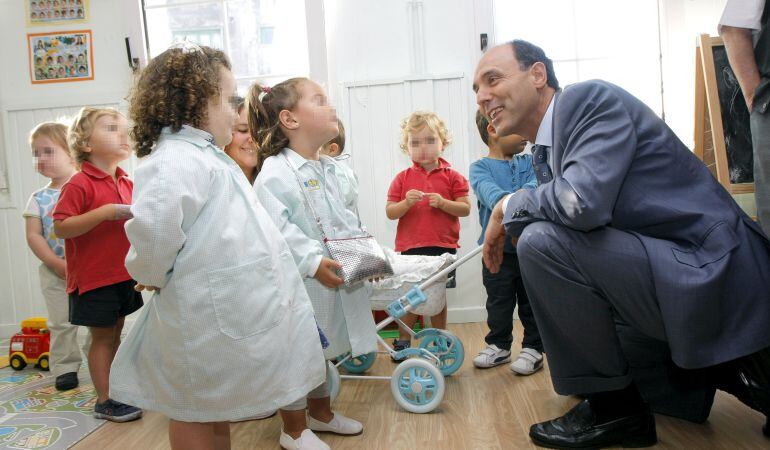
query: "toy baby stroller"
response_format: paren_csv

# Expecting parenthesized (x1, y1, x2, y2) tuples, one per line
(327, 246, 482, 413)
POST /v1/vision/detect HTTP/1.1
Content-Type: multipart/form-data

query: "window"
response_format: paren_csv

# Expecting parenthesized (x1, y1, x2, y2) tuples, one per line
(493, 0, 663, 115)
(143, 0, 309, 93)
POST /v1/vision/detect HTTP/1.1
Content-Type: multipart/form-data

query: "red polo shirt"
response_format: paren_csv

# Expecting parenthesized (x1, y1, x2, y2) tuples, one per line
(387, 158, 469, 252)
(53, 162, 133, 294)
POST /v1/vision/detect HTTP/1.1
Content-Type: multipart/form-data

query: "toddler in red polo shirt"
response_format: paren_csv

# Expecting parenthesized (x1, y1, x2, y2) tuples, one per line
(385, 110, 471, 360)
(53, 107, 144, 423)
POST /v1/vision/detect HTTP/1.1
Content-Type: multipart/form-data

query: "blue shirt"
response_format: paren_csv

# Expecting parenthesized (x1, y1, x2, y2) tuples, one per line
(470, 154, 537, 252)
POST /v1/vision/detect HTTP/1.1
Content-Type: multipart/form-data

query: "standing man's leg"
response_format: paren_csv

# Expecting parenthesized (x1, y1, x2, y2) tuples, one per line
(516, 221, 663, 448)
(751, 110, 770, 235)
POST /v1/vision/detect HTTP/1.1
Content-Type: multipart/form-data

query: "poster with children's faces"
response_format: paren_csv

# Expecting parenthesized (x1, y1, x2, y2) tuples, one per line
(28, 30, 94, 84)
(26, 0, 89, 26)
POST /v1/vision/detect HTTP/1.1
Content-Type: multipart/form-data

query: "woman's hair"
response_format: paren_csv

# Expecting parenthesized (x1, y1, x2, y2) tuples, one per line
(128, 45, 231, 157)
(68, 107, 122, 166)
(246, 77, 308, 165)
(29, 121, 68, 152)
(399, 110, 452, 153)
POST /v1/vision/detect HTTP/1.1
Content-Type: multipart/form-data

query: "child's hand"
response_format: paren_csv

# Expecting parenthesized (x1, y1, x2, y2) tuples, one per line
(425, 193, 444, 209)
(405, 189, 424, 206)
(112, 204, 133, 220)
(315, 257, 344, 288)
(134, 284, 159, 292)
(97, 204, 133, 221)
(52, 259, 66, 279)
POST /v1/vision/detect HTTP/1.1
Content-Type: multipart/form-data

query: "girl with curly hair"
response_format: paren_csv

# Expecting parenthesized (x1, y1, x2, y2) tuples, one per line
(251, 78, 375, 450)
(109, 45, 326, 449)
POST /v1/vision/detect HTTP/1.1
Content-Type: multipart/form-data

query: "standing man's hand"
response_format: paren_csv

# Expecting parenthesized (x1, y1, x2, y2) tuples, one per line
(483, 198, 513, 273)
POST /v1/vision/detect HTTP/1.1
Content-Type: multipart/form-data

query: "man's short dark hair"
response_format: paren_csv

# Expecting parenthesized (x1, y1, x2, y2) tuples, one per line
(475, 109, 490, 146)
(510, 39, 560, 90)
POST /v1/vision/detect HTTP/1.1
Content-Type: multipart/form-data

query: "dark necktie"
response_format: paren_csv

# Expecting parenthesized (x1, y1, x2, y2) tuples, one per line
(531, 144, 553, 184)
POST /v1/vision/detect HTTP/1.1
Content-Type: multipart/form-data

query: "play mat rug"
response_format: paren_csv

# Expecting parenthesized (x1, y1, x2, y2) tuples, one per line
(0, 367, 103, 449)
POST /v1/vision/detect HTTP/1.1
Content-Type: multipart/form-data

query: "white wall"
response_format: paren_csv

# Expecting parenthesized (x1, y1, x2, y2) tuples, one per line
(0, 0, 143, 336)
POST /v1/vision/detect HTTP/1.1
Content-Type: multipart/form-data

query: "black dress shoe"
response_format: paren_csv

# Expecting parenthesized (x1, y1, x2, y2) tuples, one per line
(714, 348, 770, 436)
(55, 372, 79, 391)
(529, 399, 657, 449)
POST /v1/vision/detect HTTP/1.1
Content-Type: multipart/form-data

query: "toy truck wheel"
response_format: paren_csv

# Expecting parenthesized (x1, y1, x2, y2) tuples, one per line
(340, 352, 376, 374)
(327, 360, 341, 403)
(37, 355, 50, 371)
(417, 330, 464, 376)
(390, 358, 445, 413)
(10, 354, 26, 371)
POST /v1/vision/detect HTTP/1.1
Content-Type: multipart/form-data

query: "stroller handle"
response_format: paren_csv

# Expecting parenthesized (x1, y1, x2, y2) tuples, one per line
(416, 245, 483, 291)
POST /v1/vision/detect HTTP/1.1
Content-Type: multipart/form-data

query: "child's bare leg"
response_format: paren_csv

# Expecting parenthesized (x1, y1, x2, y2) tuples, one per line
(307, 396, 334, 422)
(111, 317, 125, 361)
(398, 313, 419, 341)
(280, 408, 308, 439)
(213, 422, 231, 450)
(88, 325, 117, 403)
(169, 420, 216, 450)
(431, 305, 448, 330)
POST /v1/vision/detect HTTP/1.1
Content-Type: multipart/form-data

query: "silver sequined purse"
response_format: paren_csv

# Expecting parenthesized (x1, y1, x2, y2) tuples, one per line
(283, 154, 393, 285)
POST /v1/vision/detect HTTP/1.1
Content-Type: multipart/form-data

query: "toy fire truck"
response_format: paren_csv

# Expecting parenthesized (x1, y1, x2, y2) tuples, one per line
(8, 317, 51, 371)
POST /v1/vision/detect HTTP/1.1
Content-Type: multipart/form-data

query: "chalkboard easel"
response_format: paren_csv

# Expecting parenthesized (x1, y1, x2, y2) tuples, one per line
(694, 34, 754, 195)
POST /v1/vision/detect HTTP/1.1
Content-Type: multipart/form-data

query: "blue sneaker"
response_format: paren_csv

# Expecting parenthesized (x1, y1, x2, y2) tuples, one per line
(93, 399, 143, 422)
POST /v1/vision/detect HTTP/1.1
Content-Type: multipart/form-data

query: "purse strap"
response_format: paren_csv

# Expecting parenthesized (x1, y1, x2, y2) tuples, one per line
(281, 152, 329, 242)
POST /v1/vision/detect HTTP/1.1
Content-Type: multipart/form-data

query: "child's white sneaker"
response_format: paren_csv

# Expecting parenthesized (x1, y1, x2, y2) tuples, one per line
(473, 344, 512, 368)
(510, 348, 544, 375)
(279, 429, 330, 450)
(308, 412, 364, 435)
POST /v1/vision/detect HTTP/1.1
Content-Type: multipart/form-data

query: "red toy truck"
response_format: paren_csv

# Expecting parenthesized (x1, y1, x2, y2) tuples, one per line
(8, 317, 50, 371)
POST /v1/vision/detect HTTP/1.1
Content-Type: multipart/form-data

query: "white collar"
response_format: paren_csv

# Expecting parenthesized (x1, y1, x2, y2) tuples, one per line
(534, 95, 555, 148)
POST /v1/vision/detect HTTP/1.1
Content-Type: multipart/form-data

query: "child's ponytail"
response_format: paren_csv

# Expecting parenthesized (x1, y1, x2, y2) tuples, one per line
(246, 77, 307, 168)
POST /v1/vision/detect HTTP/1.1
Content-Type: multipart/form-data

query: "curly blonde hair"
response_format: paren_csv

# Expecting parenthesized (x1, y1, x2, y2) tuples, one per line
(68, 107, 122, 166)
(399, 110, 452, 153)
(128, 45, 231, 157)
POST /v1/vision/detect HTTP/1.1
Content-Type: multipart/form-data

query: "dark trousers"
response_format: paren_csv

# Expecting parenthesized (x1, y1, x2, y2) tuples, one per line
(482, 252, 543, 353)
(516, 221, 666, 395)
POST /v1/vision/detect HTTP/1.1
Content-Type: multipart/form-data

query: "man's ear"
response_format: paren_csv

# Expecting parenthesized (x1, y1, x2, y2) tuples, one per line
(328, 143, 340, 155)
(278, 109, 298, 130)
(531, 61, 548, 89)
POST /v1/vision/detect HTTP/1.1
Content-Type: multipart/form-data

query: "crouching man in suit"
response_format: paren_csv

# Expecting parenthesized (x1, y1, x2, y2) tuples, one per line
(474, 39, 770, 448)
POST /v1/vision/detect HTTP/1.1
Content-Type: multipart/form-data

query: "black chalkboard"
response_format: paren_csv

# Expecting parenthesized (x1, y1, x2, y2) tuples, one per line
(712, 45, 754, 184)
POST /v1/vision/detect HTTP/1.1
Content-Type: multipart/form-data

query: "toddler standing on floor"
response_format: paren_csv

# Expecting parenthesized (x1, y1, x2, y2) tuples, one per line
(23, 121, 90, 391)
(108, 45, 326, 449)
(385, 111, 471, 359)
(52, 107, 144, 422)
(251, 78, 375, 450)
(470, 110, 544, 374)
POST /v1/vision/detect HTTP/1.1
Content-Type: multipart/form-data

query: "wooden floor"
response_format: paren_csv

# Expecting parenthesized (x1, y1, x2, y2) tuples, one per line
(74, 322, 769, 449)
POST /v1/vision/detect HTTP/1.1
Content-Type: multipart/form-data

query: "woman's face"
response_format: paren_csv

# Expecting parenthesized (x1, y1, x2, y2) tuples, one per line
(224, 107, 258, 175)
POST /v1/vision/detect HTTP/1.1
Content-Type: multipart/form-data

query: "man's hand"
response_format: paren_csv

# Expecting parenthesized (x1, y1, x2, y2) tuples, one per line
(315, 257, 344, 288)
(483, 199, 511, 273)
(425, 193, 445, 209)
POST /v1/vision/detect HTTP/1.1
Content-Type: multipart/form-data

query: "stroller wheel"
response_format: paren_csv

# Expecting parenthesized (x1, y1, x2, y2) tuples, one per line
(327, 360, 341, 403)
(418, 330, 465, 376)
(340, 352, 377, 374)
(391, 358, 445, 413)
